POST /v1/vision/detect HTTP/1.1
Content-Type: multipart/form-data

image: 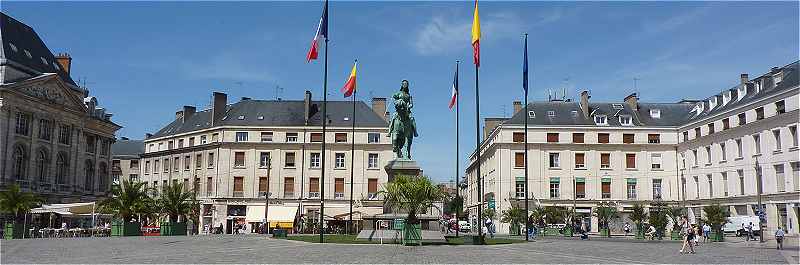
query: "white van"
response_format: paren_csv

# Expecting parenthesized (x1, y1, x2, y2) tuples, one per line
(458, 221, 471, 233)
(723, 216, 761, 236)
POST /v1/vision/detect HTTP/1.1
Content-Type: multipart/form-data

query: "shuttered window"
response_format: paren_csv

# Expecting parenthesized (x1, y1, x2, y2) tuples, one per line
(626, 153, 636, 169)
(547, 133, 559, 143)
(601, 178, 611, 199)
(598, 133, 609, 143)
(623, 134, 634, 144)
(368, 179, 378, 194)
(572, 133, 584, 143)
(310, 133, 323, 142)
(335, 178, 345, 193)
(514, 152, 525, 168)
(574, 153, 585, 168)
(258, 177, 268, 193)
(206, 177, 213, 194)
(601, 153, 611, 168)
(575, 178, 586, 199)
(648, 134, 660, 143)
(513, 132, 524, 143)
(284, 177, 294, 197)
(233, 177, 244, 193)
(335, 133, 347, 143)
(309, 177, 319, 193)
(234, 152, 245, 167)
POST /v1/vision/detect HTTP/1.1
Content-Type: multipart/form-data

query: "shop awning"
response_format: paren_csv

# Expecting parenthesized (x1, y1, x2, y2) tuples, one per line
(31, 202, 96, 215)
(323, 207, 383, 221)
(245, 205, 265, 222)
(244, 205, 298, 223)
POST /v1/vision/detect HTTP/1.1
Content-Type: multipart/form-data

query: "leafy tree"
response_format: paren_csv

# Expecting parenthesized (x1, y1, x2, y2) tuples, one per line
(500, 206, 526, 234)
(543, 206, 566, 225)
(158, 182, 196, 222)
(630, 203, 649, 232)
(649, 202, 669, 239)
(595, 202, 619, 237)
(702, 204, 730, 234)
(380, 175, 445, 224)
(99, 180, 151, 222)
(0, 184, 43, 223)
(666, 205, 686, 232)
(529, 207, 545, 228)
(444, 195, 463, 217)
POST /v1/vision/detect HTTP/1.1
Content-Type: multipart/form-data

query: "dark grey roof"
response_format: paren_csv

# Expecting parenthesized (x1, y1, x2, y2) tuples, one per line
(0, 12, 77, 87)
(112, 139, 144, 158)
(152, 99, 388, 138)
(504, 101, 694, 127)
(689, 61, 798, 122)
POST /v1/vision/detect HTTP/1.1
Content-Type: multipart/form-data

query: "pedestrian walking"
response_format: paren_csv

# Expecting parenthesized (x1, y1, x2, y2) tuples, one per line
(623, 222, 631, 237)
(746, 222, 754, 241)
(702, 223, 711, 242)
(693, 225, 700, 246)
(679, 216, 696, 254)
(775, 227, 785, 250)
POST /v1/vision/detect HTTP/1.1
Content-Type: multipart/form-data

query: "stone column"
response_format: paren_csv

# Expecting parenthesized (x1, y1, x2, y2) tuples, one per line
(788, 204, 799, 235)
(766, 203, 779, 239)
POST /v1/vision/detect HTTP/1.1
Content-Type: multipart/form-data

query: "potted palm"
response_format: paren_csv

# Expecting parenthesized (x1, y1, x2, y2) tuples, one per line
(100, 180, 150, 236)
(630, 203, 648, 239)
(0, 184, 43, 239)
(667, 206, 686, 240)
(543, 206, 565, 236)
(529, 207, 545, 235)
(380, 175, 444, 246)
(500, 206, 526, 236)
(648, 202, 669, 240)
(561, 207, 575, 237)
(702, 204, 729, 242)
(595, 202, 619, 237)
(158, 182, 195, 236)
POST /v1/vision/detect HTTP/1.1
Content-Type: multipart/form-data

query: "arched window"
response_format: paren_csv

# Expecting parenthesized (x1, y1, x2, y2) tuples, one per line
(11, 145, 28, 180)
(56, 153, 69, 185)
(85, 160, 95, 192)
(37, 148, 50, 182)
(98, 162, 108, 192)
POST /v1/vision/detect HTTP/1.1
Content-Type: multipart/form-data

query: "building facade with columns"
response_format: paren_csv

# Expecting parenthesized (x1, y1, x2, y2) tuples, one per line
(0, 12, 120, 204)
(141, 91, 392, 234)
(465, 61, 799, 236)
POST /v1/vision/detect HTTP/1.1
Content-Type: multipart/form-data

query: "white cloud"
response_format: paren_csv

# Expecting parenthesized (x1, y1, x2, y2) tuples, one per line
(412, 10, 537, 55)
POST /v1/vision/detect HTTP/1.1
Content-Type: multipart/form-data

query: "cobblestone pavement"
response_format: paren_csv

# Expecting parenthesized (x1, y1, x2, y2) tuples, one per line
(0, 235, 793, 264)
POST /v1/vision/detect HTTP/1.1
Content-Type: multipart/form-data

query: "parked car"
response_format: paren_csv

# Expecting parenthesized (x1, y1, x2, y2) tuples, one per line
(458, 221, 471, 232)
(723, 216, 761, 236)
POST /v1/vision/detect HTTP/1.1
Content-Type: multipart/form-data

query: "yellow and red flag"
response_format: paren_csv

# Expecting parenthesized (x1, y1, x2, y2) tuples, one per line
(341, 60, 357, 97)
(471, 0, 481, 67)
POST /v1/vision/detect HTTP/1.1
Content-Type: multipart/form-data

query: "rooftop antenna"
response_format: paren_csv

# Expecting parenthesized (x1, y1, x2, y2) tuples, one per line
(274, 84, 284, 101)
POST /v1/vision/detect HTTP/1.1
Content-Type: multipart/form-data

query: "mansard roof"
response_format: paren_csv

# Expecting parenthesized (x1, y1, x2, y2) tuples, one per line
(0, 12, 77, 87)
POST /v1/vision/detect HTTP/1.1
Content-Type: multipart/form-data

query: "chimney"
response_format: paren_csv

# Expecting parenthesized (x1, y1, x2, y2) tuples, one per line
(175, 110, 184, 121)
(55, 53, 72, 75)
(740, 73, 749, 85)
(304, 90, 312, 124)
(580, 90, 591, 117)
(182, 106, 196, 122)
(372, 97, 387, 121)
(211, 92, 228, 126)
(624, 93, 639, 111)
(512, 101, 522, 115)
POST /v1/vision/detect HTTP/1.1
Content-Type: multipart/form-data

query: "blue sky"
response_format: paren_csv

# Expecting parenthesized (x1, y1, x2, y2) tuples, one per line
(4, 1, 798, 184)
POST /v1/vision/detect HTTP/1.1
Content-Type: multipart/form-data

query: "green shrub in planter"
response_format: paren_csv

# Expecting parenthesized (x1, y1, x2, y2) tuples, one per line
(562, 227, 573, 237)
(600, 228, 610, 237)
(4, 223, 24, 239)
(111, 220, 141, 236)
(402, 223, 422, 246)
(160, 221, 187, 236)
(710, 231, 724, 242)
(635, 230, 645, 239)
(670, 230, 682, 240)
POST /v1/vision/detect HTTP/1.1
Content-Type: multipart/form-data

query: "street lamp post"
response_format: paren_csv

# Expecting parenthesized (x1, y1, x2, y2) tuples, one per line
(755, 157, 764, 243)
(262, 191, 272, 234)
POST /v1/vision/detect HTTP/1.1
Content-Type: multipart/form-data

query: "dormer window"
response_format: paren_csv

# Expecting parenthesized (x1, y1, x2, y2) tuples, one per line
(612, 104, 624, 110)
(53, 62, 60, 71)
(723, 92, 731, 105)
(709, 97, 717, 110)
(571, 110, 578, 117)
(40, 57, 48, 65)
(738, 85, 747, 98)
(774, 72, 783, 85)
(257, 116, 264, 120)
(547, 111, 555, 117)
(24, 49, 32, 59)
(8, 42, 18, 52)
(695, 102, 704, 114)
(619, 115, 632, 126)
(237, 115, 245, 120)
(528, 111, 535, 118)
(649, 109, 661, 119)
(594, 115, 607, 125)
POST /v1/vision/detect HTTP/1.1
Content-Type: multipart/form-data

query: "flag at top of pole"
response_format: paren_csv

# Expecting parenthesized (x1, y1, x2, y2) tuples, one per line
(471, 0, 481, 67)
(523, 34, 528, 94)
(341, 60, 357, 97)
(449, 64, 459, 109)
(306, 0, 329, 63)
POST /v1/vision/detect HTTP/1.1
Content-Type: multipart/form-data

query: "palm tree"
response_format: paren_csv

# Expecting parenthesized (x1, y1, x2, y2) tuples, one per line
(630, 203, 648, 236)
(99, 180, 151, 222)
(702, 204, 730, 241)
(500, 206, 526, 235)
(380, 175, 445, 225)
(595, 202, 619, 237)
(666, 205, 686, 233)
(158, 182, 195, 223)
(0, 184, 43, 223)
(529, 207, 545, 228)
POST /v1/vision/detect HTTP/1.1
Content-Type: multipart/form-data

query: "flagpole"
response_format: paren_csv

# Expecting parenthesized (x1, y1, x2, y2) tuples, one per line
(455, 60, 460, 238)
(475, 53, 483, 243)
(319, 34, 328, 245)
(348, 60, 357, 235)
(523, 33, 530, 242)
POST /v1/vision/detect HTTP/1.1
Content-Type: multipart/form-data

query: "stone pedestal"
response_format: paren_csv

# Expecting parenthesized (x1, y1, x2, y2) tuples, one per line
(384, 158, 422, 182)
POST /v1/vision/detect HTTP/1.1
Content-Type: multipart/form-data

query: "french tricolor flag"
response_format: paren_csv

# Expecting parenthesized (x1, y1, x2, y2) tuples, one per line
(306, 0, 328, 63)
(449, 65, 458, 109)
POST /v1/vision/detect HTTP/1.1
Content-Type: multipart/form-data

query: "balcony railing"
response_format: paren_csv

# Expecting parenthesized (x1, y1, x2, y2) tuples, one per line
(233, 191, 244, 197)
(205, 191, 214, 197)
(309, 192, 320, 198)
(367, 193, 377, 200)
(284, 192, 294, 198)
(334, 192, 344, 199)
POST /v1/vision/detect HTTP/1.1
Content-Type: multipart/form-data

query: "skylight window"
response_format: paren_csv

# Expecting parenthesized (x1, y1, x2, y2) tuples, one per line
(594, 115, 607, 125)
(649, 109, 661, 119)
(571, 110, 578, 117)
(612, 104, 624, 110)
(619, 115, 632, 126)
(257, 116, 264, 120)
(344, 117, 350, 121)
(528, 111, 535, 118)
(24, 49, 32, 59)
(547, 110, 555, 117)
(237, 115, 245, 120)
(8, 43, 18, 52)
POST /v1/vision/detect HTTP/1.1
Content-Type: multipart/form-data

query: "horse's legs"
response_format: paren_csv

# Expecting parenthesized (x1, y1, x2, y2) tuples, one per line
(405, 137, 413, 159)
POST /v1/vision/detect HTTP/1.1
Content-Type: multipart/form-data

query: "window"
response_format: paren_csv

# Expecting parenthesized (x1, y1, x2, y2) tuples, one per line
(368, 179, 378, 198)
(200, 135, 207, 144)
(693, 176, 699, 199)
(335, 153, 345, 168)
(720, 119, 730, 131)
(58, 125, 71, 145)
(368, 153, 379, 168)
(623, 134, 634, 144)
(650, 109, 661, 118)
(722, 172, 729, 196)
(189, 137, 195, 146)
(286, 133, 299, 142)
(38, 119, 52, 140)
(548, 153, 560, 168)
(232, 177, 244, 197)
(572, 133, 584, 143)
(260, 132, 273, 142)
(310, 153, 321, 168)
(207, 152, 215, 168)
(309, 177, 319, 197)
(173, 157, 180, 172)
(776, 100, 786, 114)
(196, 154, 202, 168)
(574, 153, 585, 169)
(775, 164, 785, 192)
(753, 134, 762, 154)
(167, 141, 174, 149)
(598, 133, 609, 143)
(547, 133, 559, 143)
(285, 152, 296, 167)
(184, 156, 190, 170)
(647, 134, 660, 144)
(206, 177, 213, 196)
(259, 152, 271, 168)
(625, 153, 636, 169)
(575, 178, 586, 199)
(736, 138, 743, 158)
(130, 160, 139, 169)
(515, 179, 525, 198)
(514, 153, 525, 168)
(258, 177, 269, 194)
(178, 139, 184, 148)
(738, 169, 745, 195)
(692, 150, 698, 166)
(335, 178, 345, 199)
(790, 126, 798, 148)
(652, 179, 662, 199)
(738, 113, 746, 126)
(791, 162, 799, 191)
(211, 133, 219, 142)
(720, 142, 727, 161)
(284, 177, 295, 198)
(619, 115, 632, 126)
(651, 153, 662, 169)
(235, 132, 248, 142)
(594, 115, 607, 125)
(601, 178, 611, 199)
(85, 135, 96, 153)
(513, 132, 525, 143)
(708, 123, 715, 134)
(368, 133, 380, 143)
(695, 128, 701, 138)
(626, 179, 637, 199)
(15, 112, 30, 135)
(773, 130, 782, 151)
(547, 110, 555, 117)
(705, 146, 712, 165)
(163, 158, 169, 172)
(310, 133, 323, 143)
(335, 133, 347, 143)
(154, 160, 160, 172)
(683, 131, 689, 142)
(549, 178, 560, 198)
(707, 174, 713, 198)
(600, 153, 611, 169)
(234, 152, 245, 167)
(756, 107, 764, 120)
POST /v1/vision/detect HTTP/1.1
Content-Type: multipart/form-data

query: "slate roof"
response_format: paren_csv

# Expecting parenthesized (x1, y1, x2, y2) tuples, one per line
(152, 99, 388, 138)
(504, 101, 694, 127)
(111, 139, 144, 158)
(0, 12, 78, 87)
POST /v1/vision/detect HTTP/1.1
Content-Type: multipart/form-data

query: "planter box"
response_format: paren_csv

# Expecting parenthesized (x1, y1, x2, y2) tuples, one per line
(543, 227, 560, 236)
(111, 220, 141, 236)
(635, 231, 645, 239)
(670, 230, 682, 240)
(160, 222, 187, 236)
(402, 224, 422, 246)
(272, 229, 287, 238)
(710, 231, 724, 242)
(4, 223, 24, 239)
(562, 227, 573, 237)
(600, 228, 610, 237)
